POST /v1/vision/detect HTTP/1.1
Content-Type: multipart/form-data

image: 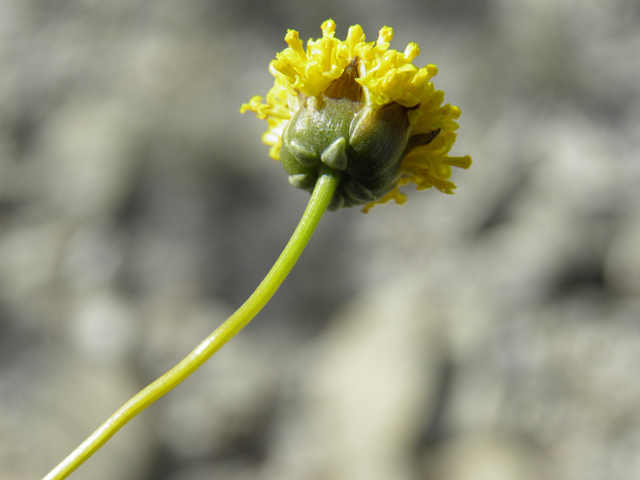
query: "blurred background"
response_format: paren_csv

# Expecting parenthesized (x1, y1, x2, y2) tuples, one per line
(1, 0, 639, 479)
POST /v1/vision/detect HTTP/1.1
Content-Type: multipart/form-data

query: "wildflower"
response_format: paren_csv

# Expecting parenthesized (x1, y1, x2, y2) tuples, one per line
(241, 20, 472, 212)
(43, 22, 476, 480)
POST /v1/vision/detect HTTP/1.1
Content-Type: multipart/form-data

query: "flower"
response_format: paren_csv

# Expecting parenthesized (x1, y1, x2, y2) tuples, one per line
(241, 20, 472, 212)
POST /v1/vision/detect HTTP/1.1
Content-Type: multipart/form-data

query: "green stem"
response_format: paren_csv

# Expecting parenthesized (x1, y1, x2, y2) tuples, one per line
(43, 169, 341, 480)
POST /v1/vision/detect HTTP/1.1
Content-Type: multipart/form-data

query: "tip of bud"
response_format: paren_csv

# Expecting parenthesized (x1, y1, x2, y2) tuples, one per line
(324, 57, 363, 102)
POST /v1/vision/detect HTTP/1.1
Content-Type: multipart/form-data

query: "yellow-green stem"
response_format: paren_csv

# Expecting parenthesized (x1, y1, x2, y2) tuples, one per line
(43, 169, 341, 480)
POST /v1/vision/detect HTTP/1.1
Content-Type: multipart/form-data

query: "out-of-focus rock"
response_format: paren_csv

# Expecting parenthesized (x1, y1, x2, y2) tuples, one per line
(424, 433, 547, 480)
(606, 217, 640, 295)
(67, 290, 140, 365)
(265, 282, 446, 480)
(0, 352, 151, 480)
(36, 100, 143, 221)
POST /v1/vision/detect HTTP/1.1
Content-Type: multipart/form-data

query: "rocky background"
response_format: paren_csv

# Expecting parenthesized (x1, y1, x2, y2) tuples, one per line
(1, 0, 639, 479)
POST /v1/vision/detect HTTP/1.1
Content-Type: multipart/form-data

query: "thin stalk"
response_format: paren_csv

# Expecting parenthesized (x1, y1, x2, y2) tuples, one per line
(43, 169, 341, 480)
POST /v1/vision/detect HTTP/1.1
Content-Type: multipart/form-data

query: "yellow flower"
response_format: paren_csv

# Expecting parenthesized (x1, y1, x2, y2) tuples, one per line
(241, 20, 472, 212)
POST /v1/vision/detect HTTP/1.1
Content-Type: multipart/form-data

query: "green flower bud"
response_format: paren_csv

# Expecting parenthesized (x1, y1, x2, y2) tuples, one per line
(280, 59, 438, 210)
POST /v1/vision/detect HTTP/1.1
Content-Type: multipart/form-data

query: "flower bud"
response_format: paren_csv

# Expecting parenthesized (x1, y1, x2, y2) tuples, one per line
(241, 20, 472, 211)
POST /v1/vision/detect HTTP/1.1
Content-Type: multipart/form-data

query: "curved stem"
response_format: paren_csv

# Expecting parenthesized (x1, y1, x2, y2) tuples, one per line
(43, 169, 341, 480)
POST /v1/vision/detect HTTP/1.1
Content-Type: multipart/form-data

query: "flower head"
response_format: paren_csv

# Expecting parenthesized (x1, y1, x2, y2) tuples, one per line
(241, 20, 472, 212)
